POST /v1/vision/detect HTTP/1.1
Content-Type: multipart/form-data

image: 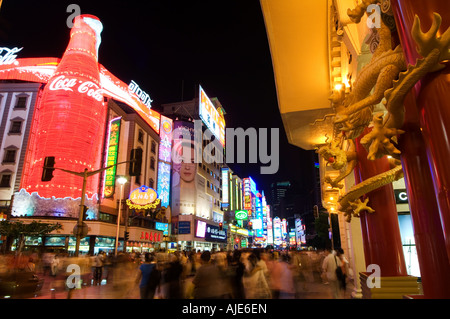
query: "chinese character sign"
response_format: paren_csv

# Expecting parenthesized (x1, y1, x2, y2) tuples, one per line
(102, 117, 121, 198)
(157, 115, 173, 207)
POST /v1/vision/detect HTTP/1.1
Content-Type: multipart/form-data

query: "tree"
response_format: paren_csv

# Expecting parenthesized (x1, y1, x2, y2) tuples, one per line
(0, 220, 62, 255)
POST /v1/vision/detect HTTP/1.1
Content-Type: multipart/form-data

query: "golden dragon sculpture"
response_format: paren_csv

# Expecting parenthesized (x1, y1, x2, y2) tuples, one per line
(316, 1, 450, 222)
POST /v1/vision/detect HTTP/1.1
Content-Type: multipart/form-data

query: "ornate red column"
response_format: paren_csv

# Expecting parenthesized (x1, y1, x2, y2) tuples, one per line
(391, 0, 450, 267)
(354, 129, 407, 277)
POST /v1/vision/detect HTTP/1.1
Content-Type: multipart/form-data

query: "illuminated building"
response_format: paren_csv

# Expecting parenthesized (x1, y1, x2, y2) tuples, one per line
(260, 0, 450, 298)
(162, 87, 227, 251)
(0, 15, 165, 254)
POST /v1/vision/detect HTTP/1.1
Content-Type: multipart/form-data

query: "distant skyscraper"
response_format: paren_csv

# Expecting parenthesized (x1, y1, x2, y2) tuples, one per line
(270, 181, 291, 218)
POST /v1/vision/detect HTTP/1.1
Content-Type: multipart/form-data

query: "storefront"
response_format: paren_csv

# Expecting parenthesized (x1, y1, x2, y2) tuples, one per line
(174, 215, 227, 252)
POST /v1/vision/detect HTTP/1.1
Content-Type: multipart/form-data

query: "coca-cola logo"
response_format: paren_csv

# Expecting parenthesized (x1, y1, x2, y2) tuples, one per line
(0, 47, 23, 65)
(49, 75, 103, 102)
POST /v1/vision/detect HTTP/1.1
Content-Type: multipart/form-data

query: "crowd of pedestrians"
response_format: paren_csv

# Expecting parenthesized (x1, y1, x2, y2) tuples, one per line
(0, 247, 353, 299)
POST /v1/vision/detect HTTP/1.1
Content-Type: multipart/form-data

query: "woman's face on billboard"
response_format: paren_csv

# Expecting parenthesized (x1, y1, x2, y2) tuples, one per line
(179, 144, 196, 183)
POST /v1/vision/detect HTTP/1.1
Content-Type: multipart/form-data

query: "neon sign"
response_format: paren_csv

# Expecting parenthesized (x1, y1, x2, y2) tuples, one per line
(222, 168, 229, 204)
(157, 115, 173, 207)
(48, 75, 103, 101)
(235, 210, 248, 220)
(126, 185, 160, 209)
(0, 47, 22, 65)
(199, 86, 225, 147)
(128, 80, 152, 110)
(102, 117, 121, 198)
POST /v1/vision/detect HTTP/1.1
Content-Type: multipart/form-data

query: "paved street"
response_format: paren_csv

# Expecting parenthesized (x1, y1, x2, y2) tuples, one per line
(27, 271, 355, 299)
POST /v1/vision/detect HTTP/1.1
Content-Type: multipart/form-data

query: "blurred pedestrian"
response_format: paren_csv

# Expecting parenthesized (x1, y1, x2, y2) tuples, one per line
(136, 252, 160, 299)
(92, 251, 105, 285)
(165, 253, 184, 299)
(50, 254, 60, 277)
(228, 250, 245, 299)
(266, 252, 282, 299)
(322, 249, 342, 299)
(243, 252, 271, 299)
(336, 248, 349, 294)
(25, 257, 36, 273)
(192, 251, 226, 299)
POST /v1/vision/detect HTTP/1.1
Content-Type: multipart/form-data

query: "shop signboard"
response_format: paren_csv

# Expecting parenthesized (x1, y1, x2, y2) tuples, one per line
(155, 222, 169, 236)
(205, 224, 227, 242)
(178, 221, 191, 234)
(102, 117, 121, 198)
(235, 210, 248, 220)
(126, 185, 160, 209)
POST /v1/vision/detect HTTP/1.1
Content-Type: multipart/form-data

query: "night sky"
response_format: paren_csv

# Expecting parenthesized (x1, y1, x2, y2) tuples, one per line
(0, 0, 315, 202)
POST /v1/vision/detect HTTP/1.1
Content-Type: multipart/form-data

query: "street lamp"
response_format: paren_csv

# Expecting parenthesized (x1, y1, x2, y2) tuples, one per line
(115, 176, 128, 256)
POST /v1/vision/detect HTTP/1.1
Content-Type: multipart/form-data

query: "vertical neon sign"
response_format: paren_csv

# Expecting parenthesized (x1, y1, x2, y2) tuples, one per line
(222, 168, 229, 204)
(102, 117, 121, 198)
(157, 115, 173, 207)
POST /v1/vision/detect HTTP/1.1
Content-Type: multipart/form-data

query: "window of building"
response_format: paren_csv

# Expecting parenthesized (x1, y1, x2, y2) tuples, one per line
(149, 178, 154, 189)
(138, 130, 144, 144)
(3, 149, 16, 164)
(151, 141, 156, 154)
(15, 96, 27, 109)
(0, 174, 11, 187)
(150, 157, 155, 170)
(9, 121, 22, 134)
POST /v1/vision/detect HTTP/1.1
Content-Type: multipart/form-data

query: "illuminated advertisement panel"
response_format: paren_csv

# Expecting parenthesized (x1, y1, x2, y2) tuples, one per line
(155, 222, 169, 236)
(205, 224, 227, 242)
(267, 217, 273, 244)
(222, 168, 229, 204)
(255, 195, 264, 238)
(282, 218, 288, 240)
(199, 86, 225, 147)
(195, 220, 207, 238)
(273, 217, 282, 245)
(157, 162, 171, 208)
(157, 116, 173, 207)
(295, 218, 302, 245)
(243, 178, 252, 217)
(102, 117, 121, 198)
(0, 59, 161, 135)
(289, 232, 296, 245)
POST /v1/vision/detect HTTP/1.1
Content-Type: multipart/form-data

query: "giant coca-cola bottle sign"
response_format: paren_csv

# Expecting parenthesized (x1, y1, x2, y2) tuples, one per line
(21, 15, 107, 200)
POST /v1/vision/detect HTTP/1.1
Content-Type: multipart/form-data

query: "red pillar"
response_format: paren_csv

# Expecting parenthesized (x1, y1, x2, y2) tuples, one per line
(354, 130, 407, 277)
(391, 0, 450, 266)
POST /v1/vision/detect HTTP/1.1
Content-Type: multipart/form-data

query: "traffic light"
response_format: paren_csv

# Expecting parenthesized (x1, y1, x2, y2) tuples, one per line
(124, 231, 129, 241)
(313, 205, 319, 219)
(41, 156, 55, 181)
(235, 237, 239, 244)
(129, 148, 143, 176)
(219, 222, 223, 230)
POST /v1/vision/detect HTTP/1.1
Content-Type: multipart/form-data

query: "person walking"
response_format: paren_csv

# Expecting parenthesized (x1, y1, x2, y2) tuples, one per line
(243, 252, 271, 299)
(228, 250, 246, 299)
(136, 253, 160, 299)
(192, 251, 226, 299)
(322, 249, 343, 299)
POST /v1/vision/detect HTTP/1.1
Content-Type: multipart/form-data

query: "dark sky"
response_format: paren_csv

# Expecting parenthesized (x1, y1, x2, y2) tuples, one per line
(0, 0, 315, 200)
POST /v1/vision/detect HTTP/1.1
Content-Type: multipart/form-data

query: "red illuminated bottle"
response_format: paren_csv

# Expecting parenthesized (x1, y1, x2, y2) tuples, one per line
(21, 15, 106, 200)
